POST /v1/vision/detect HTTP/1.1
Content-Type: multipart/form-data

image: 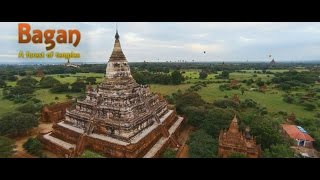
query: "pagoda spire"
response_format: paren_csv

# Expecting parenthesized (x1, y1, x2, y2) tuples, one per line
(228, 114, 239, 133)
(108, 28, 127, 62)
(105, 26, 132, 79)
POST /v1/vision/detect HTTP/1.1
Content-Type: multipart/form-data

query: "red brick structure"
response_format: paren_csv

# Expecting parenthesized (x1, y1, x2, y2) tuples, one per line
(40, 101, 72, 123)
(36, 69, 44, 77)
(286, 113, 296, 123)
(229, 80, 239, 88)
(40, 30, 184, 158)
(218, 115, 261, 158)
(231, 94, 240, 104)
(259, 85, 268, 93)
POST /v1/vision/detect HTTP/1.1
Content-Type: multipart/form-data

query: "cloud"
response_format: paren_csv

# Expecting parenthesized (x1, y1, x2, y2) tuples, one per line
(239, 36, 254, 43)
(1, 22, 320, 63)
(123, 33, 144, 43)
(0, 54, 16, 58)
(186, 43, 226, 53)
(0, 35, 16, 40)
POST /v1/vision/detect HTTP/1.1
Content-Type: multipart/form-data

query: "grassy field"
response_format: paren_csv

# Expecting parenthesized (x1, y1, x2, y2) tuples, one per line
(0, 89, 19, 116)
(1, 71, 318, 121)
(34, 89, 81, 104)
(197, 83, 318, 119)
(150, 84, 192, 96)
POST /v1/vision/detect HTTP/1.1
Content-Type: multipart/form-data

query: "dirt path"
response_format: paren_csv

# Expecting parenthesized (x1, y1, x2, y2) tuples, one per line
(176, 126, 194, 158)
(13, 122, 53, 158)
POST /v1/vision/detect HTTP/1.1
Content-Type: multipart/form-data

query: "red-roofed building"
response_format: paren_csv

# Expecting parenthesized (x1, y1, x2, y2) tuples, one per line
(281, 124, 315, 148)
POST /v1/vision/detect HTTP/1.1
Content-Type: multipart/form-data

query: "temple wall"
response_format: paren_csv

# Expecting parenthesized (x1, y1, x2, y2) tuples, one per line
(38, 134, 72, 158)
(51, 124, 82, 144)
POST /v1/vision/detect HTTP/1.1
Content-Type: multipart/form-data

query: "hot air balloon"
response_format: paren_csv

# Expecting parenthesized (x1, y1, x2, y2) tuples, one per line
(203, 51, 206, 54)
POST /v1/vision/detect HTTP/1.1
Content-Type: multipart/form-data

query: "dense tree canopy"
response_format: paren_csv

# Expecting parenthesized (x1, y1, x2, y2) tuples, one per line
(17, 77, 38, 88)
(263, 144, 295, 158)
(50, 83, 70, 93)
(162, 148, 177, 158)
(16, 101, 43, 115)
(0, 136, 16, 158)
(171, 70, 184, 85)
(272, 71, 318, 90)
(0, 79, 6, 88)
(39, 76, 61, 88)
(199, 70, 208, 79)
(86, 77, 97, 85)
(0, 112, 38, 136)
(188, 130, 217, 158)
(23, 138, 43, 157)
(71, 81, 86, 92)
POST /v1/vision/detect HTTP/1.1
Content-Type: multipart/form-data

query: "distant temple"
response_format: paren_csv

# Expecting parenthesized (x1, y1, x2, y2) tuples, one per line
(218, 115, 261, 158)
(259, 85, 268, 93)
(286, 112, 296, 123)
(65, 58, 80, 68)
(229, 80, 239, 88)
(269, 58, 276, 66)
(231, 94, 240, 104)
(36, 69, 45, 77)
(40, 30, 184, 158)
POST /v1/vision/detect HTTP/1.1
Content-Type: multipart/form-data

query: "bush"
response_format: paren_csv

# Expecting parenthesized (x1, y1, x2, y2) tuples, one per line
(39, 76, 61, 88)
(50, 83, 70, 93)
(304, 103, 316, 111)
(17, 77, 38, 88)
(263, 144, 295, 158)
(188, 130, 217, 158)
(199, 70, 208, 79)
(0, 136, 16, 158)
(23, 138, 43, 157)
(16, 101, 43, 115)
(0, 112, 38, 136)
(162, 148, 177, 158)
(283, 96, 294, 104)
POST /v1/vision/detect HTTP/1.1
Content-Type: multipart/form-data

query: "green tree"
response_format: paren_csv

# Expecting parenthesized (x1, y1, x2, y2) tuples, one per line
(303, 103, 316, 111)
(171, 70, 184, 85)
(188, 130, 217, 158)
(17, 77, 38, 88)
(71, 81, 86, 92)
(263, 144, 295, 158)
(249, 117, 284, 149)
(220, 71, 229, 79)
(162, 148, 177, 158)
(39, 76, 61, 88)
(183, 106, 207, 127)
(50, 83, 70, 93)
(23, 138, 43, 157)
(86, 77, 97, 85)
(199, 70, 208, 79)
(201, 108, 233, 137)
(0, 79, 6, 88)
(175, 92, 205, 113)
(0, 112, 38, 136)
(16, 101, 43, 115)
(0, 136, 16, 158)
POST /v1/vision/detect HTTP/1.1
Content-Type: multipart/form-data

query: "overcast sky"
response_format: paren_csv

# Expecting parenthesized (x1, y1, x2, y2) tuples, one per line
(1, 22, 320, 64)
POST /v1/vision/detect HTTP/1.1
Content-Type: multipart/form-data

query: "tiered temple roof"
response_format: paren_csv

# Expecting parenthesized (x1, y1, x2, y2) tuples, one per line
(218, 115, 261, 158)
